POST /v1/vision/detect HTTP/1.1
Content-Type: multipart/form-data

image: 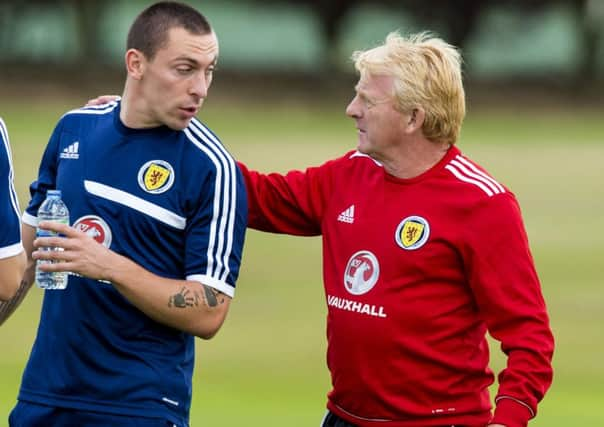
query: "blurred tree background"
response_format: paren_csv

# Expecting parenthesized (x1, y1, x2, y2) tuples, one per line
(1, 0, 603, 95)
(0, 1, 603, 426)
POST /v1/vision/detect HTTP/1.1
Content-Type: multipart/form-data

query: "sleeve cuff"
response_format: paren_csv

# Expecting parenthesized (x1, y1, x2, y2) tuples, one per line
(22, 211, 38, 227)
(491, 396, 534, 427)
(0, 242, 24, 259)
(186, 274, 235, 298)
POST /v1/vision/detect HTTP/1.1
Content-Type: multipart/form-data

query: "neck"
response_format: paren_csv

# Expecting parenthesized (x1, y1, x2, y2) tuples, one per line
(380, 137, 451, 179)
(119, 83, 154, 129)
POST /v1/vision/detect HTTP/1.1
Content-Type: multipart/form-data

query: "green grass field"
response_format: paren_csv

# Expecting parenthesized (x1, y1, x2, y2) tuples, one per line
(1, 93, 603, 426)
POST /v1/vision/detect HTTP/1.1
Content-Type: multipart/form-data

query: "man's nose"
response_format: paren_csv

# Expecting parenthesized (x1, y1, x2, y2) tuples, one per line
(346, 95, 361, 118)
(190, 73, 208, 98)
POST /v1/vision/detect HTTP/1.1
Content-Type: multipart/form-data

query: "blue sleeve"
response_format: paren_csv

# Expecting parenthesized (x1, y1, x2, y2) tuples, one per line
(24, 118, 64, 226)
(0, 118, 22, 258)
(183, 133, 247, 298)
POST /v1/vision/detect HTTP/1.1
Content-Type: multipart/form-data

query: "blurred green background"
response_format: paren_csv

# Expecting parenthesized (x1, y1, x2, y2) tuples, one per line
(1, 0, 604, 426)
(1, 93, 603, 426)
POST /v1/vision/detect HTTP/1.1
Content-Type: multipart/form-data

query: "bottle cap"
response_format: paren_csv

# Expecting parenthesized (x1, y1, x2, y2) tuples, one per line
(47, 189, 62, 198)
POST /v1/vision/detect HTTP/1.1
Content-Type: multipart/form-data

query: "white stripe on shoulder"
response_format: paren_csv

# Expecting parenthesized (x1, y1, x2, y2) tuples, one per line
(184, 119, 238, 283)
(349, 151, 383, 166)
(445, 164, 495, 196)
(445, 156, 505, 197)
(449, 159, 502, 195)
(0, 118, 11, 162)
(0, 118, 7, 142)
(63, 101, 119, 117)
(0, 118, 22, 220)
(184, 125, 227, 279)
(454, 155, 505, 193)
(84, 180, 186, 230)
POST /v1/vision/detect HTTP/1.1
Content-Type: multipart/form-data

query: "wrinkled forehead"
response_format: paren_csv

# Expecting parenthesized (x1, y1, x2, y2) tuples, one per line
(356, 72, 395, 96)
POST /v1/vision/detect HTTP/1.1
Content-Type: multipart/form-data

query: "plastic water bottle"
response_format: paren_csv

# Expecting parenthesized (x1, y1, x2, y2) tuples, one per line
(35, 189, 70, 290)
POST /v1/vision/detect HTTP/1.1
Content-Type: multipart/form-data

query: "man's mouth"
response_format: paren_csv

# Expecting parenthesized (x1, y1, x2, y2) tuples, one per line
(180, 106, 199, 116)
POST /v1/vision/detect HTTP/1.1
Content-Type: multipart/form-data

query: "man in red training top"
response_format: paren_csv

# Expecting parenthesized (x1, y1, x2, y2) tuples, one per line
(239, 31, 554, 427)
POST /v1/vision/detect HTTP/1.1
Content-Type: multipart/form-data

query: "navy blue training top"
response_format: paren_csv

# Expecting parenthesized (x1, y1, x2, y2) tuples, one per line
(20, 101, 247, 424)
(0, 117, 22, 258)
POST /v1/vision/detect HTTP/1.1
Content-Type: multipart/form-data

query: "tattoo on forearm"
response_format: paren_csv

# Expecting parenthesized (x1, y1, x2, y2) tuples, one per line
(167, 285, 224, 309)
(202, 285, 224, 308)
(168, 286, 199, 308)
(0, 279, 33, 326)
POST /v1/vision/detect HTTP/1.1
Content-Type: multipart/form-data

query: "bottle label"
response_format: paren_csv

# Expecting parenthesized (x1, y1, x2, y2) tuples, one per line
(36, 218, 69, 238)
(36, 228, 54, 238)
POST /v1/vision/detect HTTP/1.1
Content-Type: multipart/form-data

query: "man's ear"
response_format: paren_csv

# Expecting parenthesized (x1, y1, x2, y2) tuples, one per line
(125, 49, 145, 80)
(407, 108, 425, 132)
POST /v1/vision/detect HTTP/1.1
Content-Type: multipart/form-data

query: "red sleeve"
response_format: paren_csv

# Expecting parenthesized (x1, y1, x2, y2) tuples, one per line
(237, 160, 333, 236)
(463, 192, 554, 427)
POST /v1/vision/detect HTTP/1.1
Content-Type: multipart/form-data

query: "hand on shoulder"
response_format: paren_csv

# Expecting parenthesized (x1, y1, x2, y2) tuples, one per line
(86, 95, 120, 106)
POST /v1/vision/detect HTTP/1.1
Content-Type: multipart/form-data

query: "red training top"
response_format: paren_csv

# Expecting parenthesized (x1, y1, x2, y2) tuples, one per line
(239, 146, 554, 427)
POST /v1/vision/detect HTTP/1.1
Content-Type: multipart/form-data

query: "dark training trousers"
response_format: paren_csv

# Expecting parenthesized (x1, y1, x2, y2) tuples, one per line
(320, 410, 470, 427)
(9, 401, 182, 427)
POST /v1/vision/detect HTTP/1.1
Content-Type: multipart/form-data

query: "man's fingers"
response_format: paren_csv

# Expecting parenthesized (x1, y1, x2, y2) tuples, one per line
(34, 235, 74, 249)
(33, 233, 87, 251)
(85, 95, 120, 106)
(32, 250, 64, 262)
(37, 221, 86, 239)
(38, 220, 74, 234)
(34, 259, 74, 273)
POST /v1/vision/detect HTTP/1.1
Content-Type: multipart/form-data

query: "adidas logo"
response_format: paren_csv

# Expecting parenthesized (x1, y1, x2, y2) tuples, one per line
(60, 141, 80, 159)
(337, 205, 355, 224)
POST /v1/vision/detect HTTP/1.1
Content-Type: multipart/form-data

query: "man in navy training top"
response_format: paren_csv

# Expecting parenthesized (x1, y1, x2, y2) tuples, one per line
(0, 117, 25, 303)
(2, 2, 247, 426)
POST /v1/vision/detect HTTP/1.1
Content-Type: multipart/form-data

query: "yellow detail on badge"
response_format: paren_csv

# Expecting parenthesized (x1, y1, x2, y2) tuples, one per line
(395, 215, 430, 250)
(400, 221, 424, 248)
(144, 164, 170, 191)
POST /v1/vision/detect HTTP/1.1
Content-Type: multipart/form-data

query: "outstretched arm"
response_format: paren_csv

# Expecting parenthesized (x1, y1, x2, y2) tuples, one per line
(237, 161, 326, 236)
(33, 221, 230, 339)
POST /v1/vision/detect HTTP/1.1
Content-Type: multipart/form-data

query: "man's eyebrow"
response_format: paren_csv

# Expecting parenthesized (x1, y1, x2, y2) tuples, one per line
(354, 85, 370, 98)
(172, 56, 218, 67)
(173, 56, 198, 64)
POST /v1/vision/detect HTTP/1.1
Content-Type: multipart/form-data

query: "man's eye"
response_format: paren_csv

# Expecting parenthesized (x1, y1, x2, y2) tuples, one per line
(177, 67, 192, 74)
(362, 97, 376, 108)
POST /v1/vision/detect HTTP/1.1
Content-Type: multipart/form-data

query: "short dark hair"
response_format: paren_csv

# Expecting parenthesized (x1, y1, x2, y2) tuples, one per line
(127, 1, 212, 60)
